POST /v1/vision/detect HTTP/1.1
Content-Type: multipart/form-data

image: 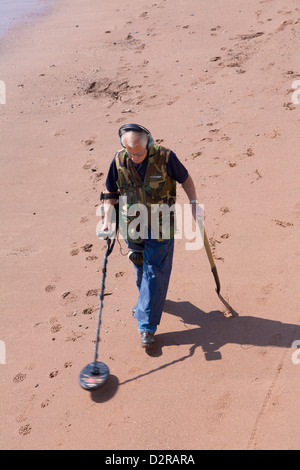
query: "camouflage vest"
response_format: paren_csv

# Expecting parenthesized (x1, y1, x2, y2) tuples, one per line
(115, 145, 177, 242)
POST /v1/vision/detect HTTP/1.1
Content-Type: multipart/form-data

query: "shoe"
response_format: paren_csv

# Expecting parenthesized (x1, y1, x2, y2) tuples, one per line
(141, 332, 156, 349)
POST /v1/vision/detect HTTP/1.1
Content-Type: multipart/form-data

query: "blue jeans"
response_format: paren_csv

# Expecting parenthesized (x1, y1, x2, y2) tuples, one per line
(128, 236, 175, 333)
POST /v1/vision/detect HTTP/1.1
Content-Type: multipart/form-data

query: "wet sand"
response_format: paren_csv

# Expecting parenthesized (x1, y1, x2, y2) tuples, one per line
(0, 0, 52, 38)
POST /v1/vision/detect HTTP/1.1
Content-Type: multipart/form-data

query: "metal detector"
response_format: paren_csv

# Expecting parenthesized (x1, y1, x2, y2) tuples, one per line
(79, 205, 119, 391)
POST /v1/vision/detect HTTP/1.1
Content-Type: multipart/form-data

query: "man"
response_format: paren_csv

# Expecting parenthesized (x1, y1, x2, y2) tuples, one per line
(100, 124, 202, 349)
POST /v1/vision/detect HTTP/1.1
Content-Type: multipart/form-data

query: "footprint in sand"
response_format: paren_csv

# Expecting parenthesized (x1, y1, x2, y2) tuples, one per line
(214, 392, 231, 421)
(49, 370, 59, 378)
(256, 283, 273, 305)
(54, 129, 65, 137)
(216, 394, 231, 410)
(90, 171, 104, 184)
(261, 283, 273, 296)
(13, 372, 26, 383)
(82, 308, 93, 315)
(82, 137, 96, 147)
(45, 284, 56, 293)
(245, 147, 254, 157)
(19, 424, 32, 436)
(82, 160, 95, 170)
(220, 206, 230, 215)
(61, 291, 77, 304)
(86, 289, 99, 297)
(81, 243, 93, 252)
(50, 324, 62, 334)
(273, 219, 294, 228)
(283, 102, 296, 110)
(41, 399, 50, 408)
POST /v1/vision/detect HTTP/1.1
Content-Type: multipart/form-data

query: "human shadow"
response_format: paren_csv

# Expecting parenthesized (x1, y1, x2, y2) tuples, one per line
(114, 301, 299, 388)
(159, 300, 300, 360)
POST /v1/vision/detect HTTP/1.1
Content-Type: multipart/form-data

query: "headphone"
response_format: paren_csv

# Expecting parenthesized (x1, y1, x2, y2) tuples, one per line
(118, 123, 154, 150)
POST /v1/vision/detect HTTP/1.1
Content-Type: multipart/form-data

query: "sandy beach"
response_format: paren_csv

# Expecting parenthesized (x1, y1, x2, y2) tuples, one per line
(1, 0, 299, 450)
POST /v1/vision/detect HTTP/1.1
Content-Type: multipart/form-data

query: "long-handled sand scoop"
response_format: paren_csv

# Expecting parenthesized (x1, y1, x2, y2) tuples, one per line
(203, 228, 221, 294)
(198, 219, 238, 316)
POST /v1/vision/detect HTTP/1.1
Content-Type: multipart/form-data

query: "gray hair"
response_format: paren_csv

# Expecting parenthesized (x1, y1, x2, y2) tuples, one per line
(121, 130, 148, 148)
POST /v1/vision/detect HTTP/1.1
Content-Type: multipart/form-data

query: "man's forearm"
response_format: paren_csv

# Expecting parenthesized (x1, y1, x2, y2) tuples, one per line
(100, 191, 118, 230)
(181, 174, 204, 220)
(181, 174, 197, 202)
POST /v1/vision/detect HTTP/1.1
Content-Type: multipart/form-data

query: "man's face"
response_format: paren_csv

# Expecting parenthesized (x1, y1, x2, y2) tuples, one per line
(124, 138, 147, 164)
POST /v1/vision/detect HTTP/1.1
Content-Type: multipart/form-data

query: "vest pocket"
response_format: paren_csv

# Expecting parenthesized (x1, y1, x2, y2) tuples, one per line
(149, 178, 167, 200)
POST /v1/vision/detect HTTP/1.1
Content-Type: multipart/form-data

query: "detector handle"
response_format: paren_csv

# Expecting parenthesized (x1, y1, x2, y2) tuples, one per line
(97, 230, 116, 239)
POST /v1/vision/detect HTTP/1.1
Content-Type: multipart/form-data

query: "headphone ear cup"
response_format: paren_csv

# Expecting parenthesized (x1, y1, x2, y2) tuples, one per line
(147, 134, 154, 150)
(120, 133, 125, 148)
